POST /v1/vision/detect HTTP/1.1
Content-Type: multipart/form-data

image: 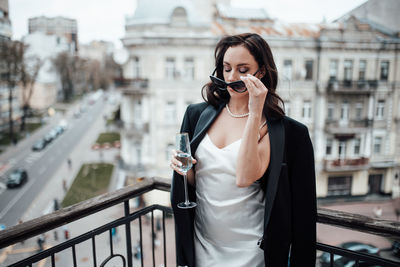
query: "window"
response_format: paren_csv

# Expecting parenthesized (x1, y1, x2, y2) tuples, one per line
(327, 102, 335, 120)
(165, 101, 176, 124)
(338, 141, 347, 159)
(283, 60, 293, 80)
(328, 176, 352, 196)
(380, 61, 389, 81)
(329, 60, 338, 80)
(166, 143, 174, 161)
(359, 60, 367, 80)
(132, 56, 140, 78)
(344, 60, 353, 82)
(355, 103, 363, 120)
(134, 141, 142, 165)
(305, 60, 313, 80)
(165, 57, 176, 80)
(285, 102, 291, 116)
(375, 100, 385, 119)
(302, 101, 312, 120)
(326, 139, 333, 155)
(340, 101, 349, 121)
(183, 57, 194, 80)
(133, 99, 142, 123)
(354, 138, 361, 155)
(373, 137, 382, 154)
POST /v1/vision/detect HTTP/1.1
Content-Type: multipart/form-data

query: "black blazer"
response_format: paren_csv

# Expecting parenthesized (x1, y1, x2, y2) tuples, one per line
(171, 102, 316, 267)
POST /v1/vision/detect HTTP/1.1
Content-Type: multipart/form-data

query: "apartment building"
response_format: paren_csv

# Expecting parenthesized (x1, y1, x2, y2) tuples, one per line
(28, 16, 78, 52)
(120, 0, 400, 199)
(0, 0, 20, 132)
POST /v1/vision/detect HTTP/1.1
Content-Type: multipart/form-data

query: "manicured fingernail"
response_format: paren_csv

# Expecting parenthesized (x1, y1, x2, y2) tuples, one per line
(178, 162, 182, 166)
(240, 76, 245, 79)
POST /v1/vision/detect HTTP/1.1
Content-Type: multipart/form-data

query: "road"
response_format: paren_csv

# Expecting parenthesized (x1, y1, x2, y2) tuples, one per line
(0, 97, 105, 228)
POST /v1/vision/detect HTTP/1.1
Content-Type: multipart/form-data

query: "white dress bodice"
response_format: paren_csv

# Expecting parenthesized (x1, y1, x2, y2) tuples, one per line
(193, 134, 265, 267)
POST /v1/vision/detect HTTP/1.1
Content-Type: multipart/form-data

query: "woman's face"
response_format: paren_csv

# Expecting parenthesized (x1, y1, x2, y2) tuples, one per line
(222, 45, 260, 96)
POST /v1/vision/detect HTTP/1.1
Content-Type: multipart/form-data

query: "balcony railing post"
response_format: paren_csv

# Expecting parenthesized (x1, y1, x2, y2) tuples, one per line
(139, 216, 144, 266)
(92, 236, 97, 267)
(124, 201, 133, 267)
(163, 210, 167, 267)
(151, 210, 155, 267)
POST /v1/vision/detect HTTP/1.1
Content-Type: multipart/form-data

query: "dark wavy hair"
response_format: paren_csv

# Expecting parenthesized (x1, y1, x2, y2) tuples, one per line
(202, 33, 285, 119)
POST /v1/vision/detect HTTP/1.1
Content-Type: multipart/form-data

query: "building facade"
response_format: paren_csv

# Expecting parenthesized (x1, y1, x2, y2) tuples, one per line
(120, 0, 400, 199)
(0, 0, 19, 132)
(22, 32, 70, 110)
(0, 0, 11, 41)
(28, 16, 78, 52)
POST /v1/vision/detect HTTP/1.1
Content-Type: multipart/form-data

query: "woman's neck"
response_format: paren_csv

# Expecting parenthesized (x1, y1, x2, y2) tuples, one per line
(227, 95, 249, 114)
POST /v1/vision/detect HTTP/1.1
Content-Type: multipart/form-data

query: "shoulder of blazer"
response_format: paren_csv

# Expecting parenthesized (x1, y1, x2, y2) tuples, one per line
(185, 102, 211, 127)
(186, 102, 209, 118)
(282, 115, 309, 136)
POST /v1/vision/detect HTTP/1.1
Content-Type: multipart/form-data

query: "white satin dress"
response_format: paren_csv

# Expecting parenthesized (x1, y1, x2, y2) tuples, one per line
(194, 134, 265, 267)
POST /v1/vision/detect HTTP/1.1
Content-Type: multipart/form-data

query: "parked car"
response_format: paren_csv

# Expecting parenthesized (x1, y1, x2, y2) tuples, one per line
(59, 119, 68, 130)
(392, 240, 400, 257)
(49, 129, 58, 139)
(6, 169, 28, 188)
(44, 133, 54, 144)
(320, 242, 380, 267)
(32, 139, 47, 151)
(54, 125, 64, 135)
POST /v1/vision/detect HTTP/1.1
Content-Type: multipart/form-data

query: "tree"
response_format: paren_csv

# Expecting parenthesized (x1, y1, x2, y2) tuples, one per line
(0, 40, 24, 143)
(53, 52, 75, 102)
(20, 55, 42, 131)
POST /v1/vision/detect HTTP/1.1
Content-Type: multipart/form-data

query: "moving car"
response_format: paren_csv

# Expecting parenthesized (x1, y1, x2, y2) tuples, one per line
(320, 242, 380, 267)
(6, 169, 28, 188)
(32, 139, 47, 151)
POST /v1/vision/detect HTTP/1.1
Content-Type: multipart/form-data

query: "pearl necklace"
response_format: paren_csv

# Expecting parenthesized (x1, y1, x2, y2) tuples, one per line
(226, 104, 250, 118)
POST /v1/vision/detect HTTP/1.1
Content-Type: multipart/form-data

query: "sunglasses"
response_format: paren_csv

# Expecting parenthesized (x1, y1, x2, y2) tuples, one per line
(210, 68, 259, 93)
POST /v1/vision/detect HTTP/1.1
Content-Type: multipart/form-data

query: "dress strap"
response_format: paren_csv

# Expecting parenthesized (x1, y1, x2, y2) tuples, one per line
(259, 120, 267, 130)
(258, 120, 268, 141)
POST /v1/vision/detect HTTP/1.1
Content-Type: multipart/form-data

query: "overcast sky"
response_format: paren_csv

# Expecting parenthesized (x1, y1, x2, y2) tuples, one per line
(9, 0, 367, 47)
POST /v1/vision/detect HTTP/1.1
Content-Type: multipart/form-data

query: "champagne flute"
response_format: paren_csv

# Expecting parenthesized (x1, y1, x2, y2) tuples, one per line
(176, 132, 197, 209)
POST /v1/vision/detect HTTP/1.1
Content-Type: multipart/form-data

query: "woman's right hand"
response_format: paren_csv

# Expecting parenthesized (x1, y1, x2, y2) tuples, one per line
(170, 149, 197, 176)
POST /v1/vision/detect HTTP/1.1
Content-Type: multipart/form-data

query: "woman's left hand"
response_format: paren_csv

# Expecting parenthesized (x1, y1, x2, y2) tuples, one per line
(240, 74, 268, 116)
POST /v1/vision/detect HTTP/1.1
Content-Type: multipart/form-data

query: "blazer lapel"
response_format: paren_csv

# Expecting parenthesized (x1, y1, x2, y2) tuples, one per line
(190, 103, 224, 153)
(263, 118, 285, 231)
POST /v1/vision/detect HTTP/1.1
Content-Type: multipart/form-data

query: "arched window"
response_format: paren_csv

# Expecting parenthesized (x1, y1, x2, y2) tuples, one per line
(171, 7, 188, 26)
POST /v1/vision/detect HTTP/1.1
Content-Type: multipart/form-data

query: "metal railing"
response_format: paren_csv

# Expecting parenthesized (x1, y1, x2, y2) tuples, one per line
(0, 177, 399, 266)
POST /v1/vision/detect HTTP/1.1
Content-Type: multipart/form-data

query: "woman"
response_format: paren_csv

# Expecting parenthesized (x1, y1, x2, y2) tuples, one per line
(170, 33, 316, 267)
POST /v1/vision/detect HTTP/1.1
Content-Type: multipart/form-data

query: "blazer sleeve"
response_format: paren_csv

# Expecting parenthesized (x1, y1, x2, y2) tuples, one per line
(289, 126, 317, 266)
(170, 105, 196, 267)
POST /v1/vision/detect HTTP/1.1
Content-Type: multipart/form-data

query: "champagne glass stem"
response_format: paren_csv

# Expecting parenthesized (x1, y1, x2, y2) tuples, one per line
(183, 172, 189, 206)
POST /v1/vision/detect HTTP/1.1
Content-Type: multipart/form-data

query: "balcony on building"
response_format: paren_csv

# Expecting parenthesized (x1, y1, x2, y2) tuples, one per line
(118, 78, 149, 95)
(122, 121, 149, 138)
(325, 118, 371, 136)
(327, 78, 378, 94)
(369, 155, 398, 170)
(1, 178, 399, 267)
(324, 157, 370, 172)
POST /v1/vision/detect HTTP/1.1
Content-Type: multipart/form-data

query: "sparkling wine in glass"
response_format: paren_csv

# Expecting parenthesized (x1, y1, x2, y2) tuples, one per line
(176, 133, 197, 209)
